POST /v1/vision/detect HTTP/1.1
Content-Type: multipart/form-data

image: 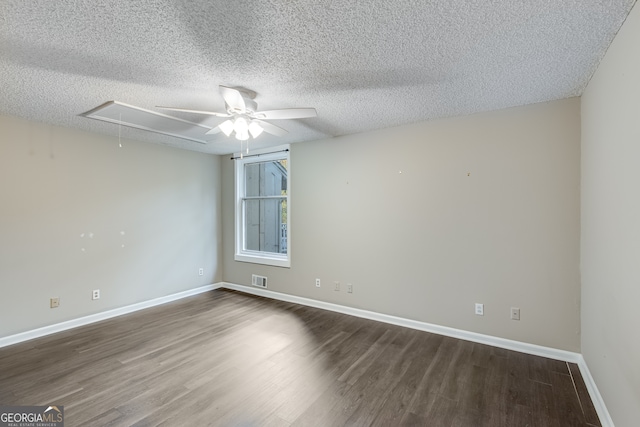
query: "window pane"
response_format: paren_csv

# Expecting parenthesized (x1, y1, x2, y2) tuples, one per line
(245, 160, 288, 197)
(244, 198, 288, 254)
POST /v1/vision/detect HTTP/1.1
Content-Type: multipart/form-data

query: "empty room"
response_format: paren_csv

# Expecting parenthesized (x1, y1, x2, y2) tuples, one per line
(1, 1, 639, 426)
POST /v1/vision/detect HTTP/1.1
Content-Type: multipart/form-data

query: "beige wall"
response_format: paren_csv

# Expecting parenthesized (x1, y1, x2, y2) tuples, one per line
(0, 115, 222, 337)
(581, 3, 640, 426)
(223, 98, 581, 352)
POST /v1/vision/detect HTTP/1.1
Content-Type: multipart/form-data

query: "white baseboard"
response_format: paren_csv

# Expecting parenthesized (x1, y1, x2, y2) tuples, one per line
(0, 281, 613, 426)
(220, 282, 581, 363)
(221, 282, 617, 424)
(0, 283, 222, 349)
(577, 356, 614, 427)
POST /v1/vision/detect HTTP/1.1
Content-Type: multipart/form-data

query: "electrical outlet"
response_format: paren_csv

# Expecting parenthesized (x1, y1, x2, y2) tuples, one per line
(92, 289, 100, 300)
(198, 268, 204, 276)
(315, 278, 321, 287)
(475, 303, 484, 316)
(347, 283, 353, 293)
(511, 307, 521, 321)
(50, 297, 60, 308)
(334, 281, 340, 291)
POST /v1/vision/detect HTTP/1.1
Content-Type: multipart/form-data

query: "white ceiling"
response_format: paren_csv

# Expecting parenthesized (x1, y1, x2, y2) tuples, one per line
(0, 0, 636, 154)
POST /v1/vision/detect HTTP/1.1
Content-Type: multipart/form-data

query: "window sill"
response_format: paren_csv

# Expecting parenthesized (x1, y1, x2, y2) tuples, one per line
(234, 252, 290, 268)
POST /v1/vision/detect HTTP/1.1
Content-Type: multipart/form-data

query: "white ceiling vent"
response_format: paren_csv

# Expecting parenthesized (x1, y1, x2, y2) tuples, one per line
(81, 101, 211, 144)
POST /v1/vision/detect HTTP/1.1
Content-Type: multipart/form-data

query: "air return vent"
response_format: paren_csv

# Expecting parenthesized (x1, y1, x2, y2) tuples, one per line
(252, 274, 267, 288)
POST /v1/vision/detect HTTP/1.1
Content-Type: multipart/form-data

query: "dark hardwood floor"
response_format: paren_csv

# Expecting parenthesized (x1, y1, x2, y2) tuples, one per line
(0, 289, 600, 426)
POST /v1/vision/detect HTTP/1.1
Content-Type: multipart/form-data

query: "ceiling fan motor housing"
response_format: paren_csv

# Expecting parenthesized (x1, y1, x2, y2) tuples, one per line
(228, 94, 257, 115)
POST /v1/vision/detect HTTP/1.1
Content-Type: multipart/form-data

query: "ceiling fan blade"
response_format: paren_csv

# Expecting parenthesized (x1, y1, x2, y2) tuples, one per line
(253, 119, 288, 137)
(205, 126, 222, 135)
(220, 86, 246, 112)
(156, 106, 230, 117)
(253, 108, 317, 120)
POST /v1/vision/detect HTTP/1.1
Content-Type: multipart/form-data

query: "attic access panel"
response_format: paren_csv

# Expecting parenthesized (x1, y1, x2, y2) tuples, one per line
(81, 101, 212, 144)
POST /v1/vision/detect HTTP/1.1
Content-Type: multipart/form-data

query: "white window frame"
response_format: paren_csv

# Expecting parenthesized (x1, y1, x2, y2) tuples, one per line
(234, 145, 291, 268)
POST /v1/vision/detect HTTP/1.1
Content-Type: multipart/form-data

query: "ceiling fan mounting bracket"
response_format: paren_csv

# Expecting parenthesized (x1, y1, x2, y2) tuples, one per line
(230, 87, 257, 100)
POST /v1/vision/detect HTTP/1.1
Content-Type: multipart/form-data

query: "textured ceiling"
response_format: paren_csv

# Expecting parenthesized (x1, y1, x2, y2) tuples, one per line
(0, 0, 636, 154)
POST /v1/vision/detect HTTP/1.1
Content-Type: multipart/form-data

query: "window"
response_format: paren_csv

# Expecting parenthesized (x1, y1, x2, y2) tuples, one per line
(234, 146, 290, 267)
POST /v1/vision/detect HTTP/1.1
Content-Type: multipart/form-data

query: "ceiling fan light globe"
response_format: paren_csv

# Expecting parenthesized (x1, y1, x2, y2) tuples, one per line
(248, 121, 264, 138)
(219, 119, 234, 136)
(233, 117, 248, 134)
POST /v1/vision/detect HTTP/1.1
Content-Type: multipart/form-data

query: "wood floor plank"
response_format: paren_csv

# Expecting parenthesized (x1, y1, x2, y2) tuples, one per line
(530, 380, 561, 427)
(337, 328, 396, 385)
(549, 371, 587, 426)
(568, 363, 602, 427)
(456, 365, 491, 414)
(408, 334, 457, 405)
(0, 289, 602, 426)
(438, 339, 475, 400)
(422, 393, 458, 426)
(529, 355, 553, 385)
(504, 351, 535, 407)
(341, 330, 418, 425)
(368, 334, 436, 426)
(289, 378, 352, 427)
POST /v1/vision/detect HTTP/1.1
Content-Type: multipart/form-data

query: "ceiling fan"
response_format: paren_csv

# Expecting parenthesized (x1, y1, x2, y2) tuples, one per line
(157, 86, 317, 141)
